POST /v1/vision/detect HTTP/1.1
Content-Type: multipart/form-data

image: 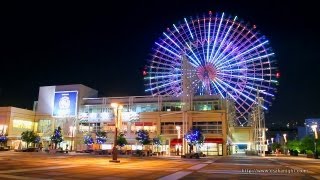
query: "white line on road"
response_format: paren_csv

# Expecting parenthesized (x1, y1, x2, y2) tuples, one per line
(187, 163, 208, 170)
(203, 160, 213, 163)
(0, 165, 81, 174)
(107, 165, 182, 172)
(158, 171, 192, 180)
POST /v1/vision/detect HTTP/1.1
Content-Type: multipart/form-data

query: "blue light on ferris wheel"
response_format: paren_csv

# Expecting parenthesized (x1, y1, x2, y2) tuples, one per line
(145, 11, 277, 125)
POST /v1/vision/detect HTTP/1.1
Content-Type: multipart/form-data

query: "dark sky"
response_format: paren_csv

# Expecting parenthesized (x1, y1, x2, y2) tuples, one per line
(0, 1, 319, 125)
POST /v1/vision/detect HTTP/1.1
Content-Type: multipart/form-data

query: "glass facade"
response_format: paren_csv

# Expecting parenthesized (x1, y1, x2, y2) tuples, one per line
(192, 121, 222, 134)
(193, 101, 221, 111)
(161, 122, 182, 134)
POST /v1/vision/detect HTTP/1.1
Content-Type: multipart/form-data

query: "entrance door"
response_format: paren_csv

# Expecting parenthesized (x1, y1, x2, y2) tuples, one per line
(218, 144, 223, 156)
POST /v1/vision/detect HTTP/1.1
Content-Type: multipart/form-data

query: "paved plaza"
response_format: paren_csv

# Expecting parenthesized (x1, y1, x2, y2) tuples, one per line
(0, 151, 319, 179)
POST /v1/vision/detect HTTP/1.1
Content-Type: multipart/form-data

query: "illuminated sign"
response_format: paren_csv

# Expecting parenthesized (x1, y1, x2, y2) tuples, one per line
(53, 91, 78, 117)
(13, 120, 33, 130)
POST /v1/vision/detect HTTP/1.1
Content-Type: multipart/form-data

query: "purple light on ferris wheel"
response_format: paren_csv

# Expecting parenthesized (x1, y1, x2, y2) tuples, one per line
(145, 12, 278, 125)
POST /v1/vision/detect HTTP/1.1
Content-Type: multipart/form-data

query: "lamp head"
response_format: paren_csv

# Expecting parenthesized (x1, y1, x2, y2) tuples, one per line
(111, 103, 118, 108)
(311, 124, 317, 132)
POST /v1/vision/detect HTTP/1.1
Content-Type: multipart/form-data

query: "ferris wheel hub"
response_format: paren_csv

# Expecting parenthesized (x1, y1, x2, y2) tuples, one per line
(196, 64, 217, 87)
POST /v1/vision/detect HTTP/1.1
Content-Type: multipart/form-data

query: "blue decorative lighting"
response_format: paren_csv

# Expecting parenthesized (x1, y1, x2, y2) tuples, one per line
(145, 11, 278, 125)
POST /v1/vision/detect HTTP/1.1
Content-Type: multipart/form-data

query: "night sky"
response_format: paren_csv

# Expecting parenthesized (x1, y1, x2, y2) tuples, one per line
(0, 1, 319, 126)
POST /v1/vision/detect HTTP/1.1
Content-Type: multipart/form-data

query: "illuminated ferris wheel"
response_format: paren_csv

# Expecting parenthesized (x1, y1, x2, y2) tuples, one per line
(145, 11, 279, 125)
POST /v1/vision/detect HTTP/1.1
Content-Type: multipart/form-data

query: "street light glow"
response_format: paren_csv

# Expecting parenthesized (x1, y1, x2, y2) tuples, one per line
(311, 124, 318, 140)
(110, 102, 123, 163)
(176, 126, 181, 139)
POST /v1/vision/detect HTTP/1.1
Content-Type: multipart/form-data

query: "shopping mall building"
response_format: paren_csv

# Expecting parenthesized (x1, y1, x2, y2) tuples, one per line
(0, 84, 252, 156)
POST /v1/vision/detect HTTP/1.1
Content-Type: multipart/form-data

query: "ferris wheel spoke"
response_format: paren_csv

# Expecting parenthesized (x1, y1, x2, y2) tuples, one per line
(214, 79, 237, 101)
(216, 40, 269, 68)
(229, 53, 275, 68)
(214, 79, 252, 114)
(212, 16, 237, 64)
(216, 77, 267, 110)
(150, 66, 176, 71)
(191, 19, 205, 64)
(211, 81, 225, 98)
(168, 27, 201, 66)
(197, 18, 206, 61)
(146, 12, 277, 122)
(217, 79, 254, 109)
(213, 46, 239, 68)
(179, 25, 202, 66)
(160, 39, 181, 54)
(152, 55, 180, 67)
(206, 17, 212, 62)
(184, 18, 194, 40)
(144, 74, 180, 80)
(216, 47, 271, 70)
(212, 42, 233, 64)
(208, 13, 224, 62)
(173, 24, 179, 33)
(243, 81, 276, 91)
(155, 42, 180, 58)
(185, 43, 202, 65)
(154, 49, 178, 61)
(147, 72, 180, 76)
(215, 32, 258, 67)
(217, 72, 266, 82)
(163, 32, 181, 50)
(150, 60, 176, 68)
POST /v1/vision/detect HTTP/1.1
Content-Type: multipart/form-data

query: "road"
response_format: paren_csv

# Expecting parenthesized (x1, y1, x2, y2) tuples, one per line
(0, 151, 319, 179)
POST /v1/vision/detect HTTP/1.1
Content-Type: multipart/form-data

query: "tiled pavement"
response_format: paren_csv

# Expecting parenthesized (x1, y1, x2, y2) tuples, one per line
(0, 151, 319, 179)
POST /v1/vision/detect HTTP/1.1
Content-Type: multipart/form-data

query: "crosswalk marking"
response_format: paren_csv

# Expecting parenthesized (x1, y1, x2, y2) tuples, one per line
(187, 163, 208, 170)
(158, 171, 192, 180)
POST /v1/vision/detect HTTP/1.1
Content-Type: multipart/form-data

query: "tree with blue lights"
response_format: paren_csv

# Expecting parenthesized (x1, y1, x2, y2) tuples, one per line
(95, 131, 107, 145)
(136, 129, 151, 145)
(0, 134, 7, 147)
(50, 127, 63, 149)
(153, 135, 163, 153)
(184, 128, 204, 153)
(83, 134, 94, 146)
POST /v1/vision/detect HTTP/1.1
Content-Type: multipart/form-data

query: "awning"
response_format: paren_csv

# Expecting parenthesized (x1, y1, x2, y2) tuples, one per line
(170, 139, 182, 146)
(205, 138, 223, 143)
(134, 122, 155, 126)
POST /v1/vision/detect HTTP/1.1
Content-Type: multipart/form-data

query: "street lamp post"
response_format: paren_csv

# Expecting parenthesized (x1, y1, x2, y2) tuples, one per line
(110, 103, 123, 163)
(270, 137, 274, 153)
(176, 126, 181, 156)
(69, 126, 76, 151)
(283, 134, 287, 155)
(311, 125, 318, 159)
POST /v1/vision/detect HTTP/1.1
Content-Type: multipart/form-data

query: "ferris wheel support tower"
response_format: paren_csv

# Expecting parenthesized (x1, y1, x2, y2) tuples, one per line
(252, 92, 266, 156)
(181, 54, 193, 155)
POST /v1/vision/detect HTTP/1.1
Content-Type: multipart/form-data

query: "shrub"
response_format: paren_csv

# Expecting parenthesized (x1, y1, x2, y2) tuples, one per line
(306, 150, 313, 155)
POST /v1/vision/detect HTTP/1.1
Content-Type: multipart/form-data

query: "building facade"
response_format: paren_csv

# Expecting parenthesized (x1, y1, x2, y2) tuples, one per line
(0, 107, 36, 149)
(3, 84, 235, 156)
